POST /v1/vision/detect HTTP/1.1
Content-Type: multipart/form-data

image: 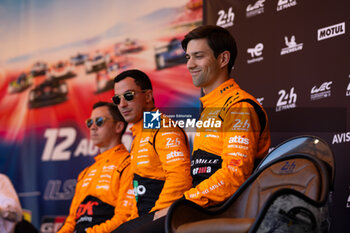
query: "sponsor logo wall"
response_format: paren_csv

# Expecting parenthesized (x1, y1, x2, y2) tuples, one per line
(203, 0, 349, 232)
(0, 0, 202, 230)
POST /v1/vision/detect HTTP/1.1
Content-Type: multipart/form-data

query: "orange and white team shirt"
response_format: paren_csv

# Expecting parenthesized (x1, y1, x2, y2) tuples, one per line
(58, 144, 136, 233)
(184, 78, 271, 207)
(130, 109, 192, 215)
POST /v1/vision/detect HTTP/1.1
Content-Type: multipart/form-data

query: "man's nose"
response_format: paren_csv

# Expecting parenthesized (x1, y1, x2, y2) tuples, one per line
(187, 57, 195, 69)
(90, 122, 98, 130)
(119, 96, 128, 107)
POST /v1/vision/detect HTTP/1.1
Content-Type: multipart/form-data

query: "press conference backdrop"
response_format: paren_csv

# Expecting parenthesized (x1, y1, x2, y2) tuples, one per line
(203, 0, 350, 232)
(0, 0, 202, 231)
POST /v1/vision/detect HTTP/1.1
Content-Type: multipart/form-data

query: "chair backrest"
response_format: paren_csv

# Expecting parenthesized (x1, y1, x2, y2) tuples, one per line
(256, 135, 334, 186)
(216, 154, 329, 219)
(166, 136, 333, 233)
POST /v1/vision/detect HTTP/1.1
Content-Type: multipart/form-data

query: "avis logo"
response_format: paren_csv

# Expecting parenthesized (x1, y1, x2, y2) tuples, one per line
(247, 43, 264, 64)
(318, 22, 345, 41)
(280, 35, 303, 55)
(310, 81, 332, 101)
(246, 0, 265, 18)
(277, 0, 297, 11)
(143, 110, 161, 129)
(216, 7, 235, 28)
(276, 87, 297, 112)
(332, 132, 350, 144)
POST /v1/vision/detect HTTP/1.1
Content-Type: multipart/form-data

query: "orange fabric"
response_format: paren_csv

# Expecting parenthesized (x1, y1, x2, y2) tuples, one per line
(57, 144, 136, 233)
(184, 79, 271, 207)
(130, 109, 192, 213)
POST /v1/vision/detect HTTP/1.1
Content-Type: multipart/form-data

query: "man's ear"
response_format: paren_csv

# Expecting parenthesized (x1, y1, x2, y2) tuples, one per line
(115, 121, 125, 134)
(145, 89, 153, 104)
(219, 51, 230, 68)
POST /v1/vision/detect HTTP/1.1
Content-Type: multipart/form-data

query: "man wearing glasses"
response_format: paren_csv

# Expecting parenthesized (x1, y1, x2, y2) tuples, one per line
(110, 69, 192, 232)
(113, 25, 271, 233)
(58, 102, 136, 233)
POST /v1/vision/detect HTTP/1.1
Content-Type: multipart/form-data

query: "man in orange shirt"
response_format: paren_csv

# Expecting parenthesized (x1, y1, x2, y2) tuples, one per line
(111, 69, 192, 232)
(58, 102, 136, 233)
(126, 25, 271, 233)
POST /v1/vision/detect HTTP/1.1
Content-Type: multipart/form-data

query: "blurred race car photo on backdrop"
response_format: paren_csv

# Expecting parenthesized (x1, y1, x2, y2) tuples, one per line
(47, 61, 76, 80)
(30, 61, 48, 77)
(85, 52, 110, 74)
(7, 72, 33, 94)
(70, 53, 89, 66)
(155, 38, 186, 70)
(28, 79, 68, 109)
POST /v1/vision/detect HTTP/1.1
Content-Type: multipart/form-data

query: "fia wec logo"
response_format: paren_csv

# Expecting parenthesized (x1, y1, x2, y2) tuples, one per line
(246, 0, 265, 18)
(310, 81, 332, 101)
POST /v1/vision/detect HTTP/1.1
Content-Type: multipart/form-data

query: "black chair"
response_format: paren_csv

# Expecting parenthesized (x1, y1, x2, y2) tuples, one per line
(166, 135, 334, 233)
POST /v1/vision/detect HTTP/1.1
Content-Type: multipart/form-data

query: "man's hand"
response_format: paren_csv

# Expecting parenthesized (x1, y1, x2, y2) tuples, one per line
(153, 207, 170, 220)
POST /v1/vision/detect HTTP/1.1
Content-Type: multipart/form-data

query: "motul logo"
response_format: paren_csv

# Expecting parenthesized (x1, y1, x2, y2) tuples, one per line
(318, 22, 345, 41)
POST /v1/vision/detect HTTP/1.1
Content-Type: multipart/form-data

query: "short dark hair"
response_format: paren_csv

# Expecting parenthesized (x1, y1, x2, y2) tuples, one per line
(92, 101, 127, 135)
(114, 69, 152, 90)
(182, 25, 237, 73)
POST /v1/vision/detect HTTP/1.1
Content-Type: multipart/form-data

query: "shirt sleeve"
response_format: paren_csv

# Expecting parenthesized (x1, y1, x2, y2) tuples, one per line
(57, 169, 86, 233)
(150, 128, 192, 212)
(85, 163, 137, 233)
(184, 102, 263, 207)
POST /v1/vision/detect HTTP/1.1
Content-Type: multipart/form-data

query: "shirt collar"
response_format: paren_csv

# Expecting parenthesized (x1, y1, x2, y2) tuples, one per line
(200, 79, 238, 107)
(94, 143, 127, 162)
